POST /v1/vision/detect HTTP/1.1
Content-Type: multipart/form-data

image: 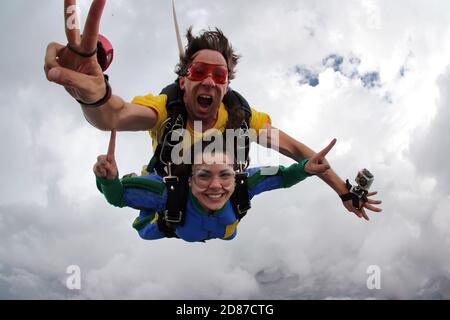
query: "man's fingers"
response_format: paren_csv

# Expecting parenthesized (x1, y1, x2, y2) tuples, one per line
(81, 0, 106, 52)
(354, 206, 369, 221)
(345, 201, 370, 221)
(361, 209, 370, 221)
(363, 203, 383, 212)
(366, 191, 382, 210)
(64, 0, 81, 45)
(344, 201, 356, 212)
(107, 129, 116, 161)
(47, 66, 95, 90)
(318, 138, 337, 158)
(352, 210, 362, 219)
(344, 201, 362, 218)
(44, 42, 66, 79)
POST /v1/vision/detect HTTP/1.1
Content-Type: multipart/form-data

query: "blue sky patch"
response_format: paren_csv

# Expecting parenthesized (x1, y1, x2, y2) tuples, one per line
(361, 72, 380, 88)
(294, 65, 320, 87)
(323, 54, 344, 72)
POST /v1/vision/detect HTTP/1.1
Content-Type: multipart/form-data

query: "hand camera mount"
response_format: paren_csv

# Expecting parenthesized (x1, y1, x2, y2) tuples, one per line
(340, 169, 374, 209)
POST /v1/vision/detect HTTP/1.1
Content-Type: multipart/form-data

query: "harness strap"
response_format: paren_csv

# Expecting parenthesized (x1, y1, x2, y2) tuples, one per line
(148, 84, 190, 234)
(223, 88, 252, 221)
(157, 213, 180, 238)
(223, 88, 252, 121)
(163, 174, 188, 225)
(232, 171, 251, 221)
(146, 82, 254, 235)
(147, 82, 187, 176)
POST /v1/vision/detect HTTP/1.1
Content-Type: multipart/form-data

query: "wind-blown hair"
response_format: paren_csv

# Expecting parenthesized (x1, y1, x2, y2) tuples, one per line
(175, 27, 240, 82)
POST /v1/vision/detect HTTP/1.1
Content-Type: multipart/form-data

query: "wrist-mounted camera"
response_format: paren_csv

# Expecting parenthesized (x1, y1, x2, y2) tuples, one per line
(340, 169, 374, 209)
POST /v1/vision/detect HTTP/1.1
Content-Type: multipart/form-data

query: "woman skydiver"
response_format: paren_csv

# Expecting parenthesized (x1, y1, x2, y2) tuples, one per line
(94, 130, 381, 242)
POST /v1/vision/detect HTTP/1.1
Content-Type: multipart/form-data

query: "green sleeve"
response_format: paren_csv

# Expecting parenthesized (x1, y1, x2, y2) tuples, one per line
(279, 158, 314, 188)
(96, 176, 126, 208)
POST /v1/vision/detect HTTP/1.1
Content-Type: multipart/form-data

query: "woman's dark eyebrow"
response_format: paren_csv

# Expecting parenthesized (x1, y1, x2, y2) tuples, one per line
(194, 168, 234, 175)
(195, 168, 212, 174)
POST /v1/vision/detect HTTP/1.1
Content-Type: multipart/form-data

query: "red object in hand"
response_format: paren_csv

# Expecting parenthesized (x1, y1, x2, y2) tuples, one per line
(97, 34, 114, 71)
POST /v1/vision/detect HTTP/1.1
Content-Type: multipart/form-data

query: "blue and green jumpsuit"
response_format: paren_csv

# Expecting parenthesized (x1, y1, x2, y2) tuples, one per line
(96, 159, 312, 242)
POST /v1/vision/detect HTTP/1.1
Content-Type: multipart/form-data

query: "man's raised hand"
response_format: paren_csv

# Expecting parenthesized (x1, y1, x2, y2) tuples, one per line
(44, 0, 107, 104)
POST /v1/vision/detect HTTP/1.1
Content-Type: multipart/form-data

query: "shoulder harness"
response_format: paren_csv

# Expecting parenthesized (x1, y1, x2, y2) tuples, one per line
(146, 82, 252, 237)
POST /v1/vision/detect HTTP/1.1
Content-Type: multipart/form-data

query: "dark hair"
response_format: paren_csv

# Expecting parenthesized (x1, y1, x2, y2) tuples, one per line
(189, 136, 238, 170)
(175, 27, 240, 81)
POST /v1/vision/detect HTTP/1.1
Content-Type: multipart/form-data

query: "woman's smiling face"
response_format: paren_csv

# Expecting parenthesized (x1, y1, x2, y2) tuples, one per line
(191, 151, 236, 213)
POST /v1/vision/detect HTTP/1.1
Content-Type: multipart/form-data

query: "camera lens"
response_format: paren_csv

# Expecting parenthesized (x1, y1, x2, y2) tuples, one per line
(359, 177, 367, 187)
(363, 169, 374, 179)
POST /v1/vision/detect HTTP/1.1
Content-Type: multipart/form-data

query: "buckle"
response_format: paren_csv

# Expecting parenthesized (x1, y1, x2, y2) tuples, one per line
(235, 171, 249, 185)
(163, 175, 179, 184)
(235, 171, 249, 182)
(164, 210, 183, 224)
(235, 170, 249, 177)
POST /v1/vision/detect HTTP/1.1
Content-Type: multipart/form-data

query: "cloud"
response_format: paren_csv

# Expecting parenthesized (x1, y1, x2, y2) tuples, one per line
(410, 66, 450, 194)
(292, 53, 381, 89)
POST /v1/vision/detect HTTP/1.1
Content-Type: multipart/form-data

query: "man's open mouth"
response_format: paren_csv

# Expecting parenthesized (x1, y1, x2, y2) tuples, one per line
(197, 95, 213, 108)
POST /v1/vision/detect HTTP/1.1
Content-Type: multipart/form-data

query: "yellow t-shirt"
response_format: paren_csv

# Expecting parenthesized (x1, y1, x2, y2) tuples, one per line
(132, 93, 272, 152)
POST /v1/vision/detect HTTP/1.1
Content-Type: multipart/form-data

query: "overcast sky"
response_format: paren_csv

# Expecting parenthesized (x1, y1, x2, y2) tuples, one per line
(1, 0, 450, 299)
